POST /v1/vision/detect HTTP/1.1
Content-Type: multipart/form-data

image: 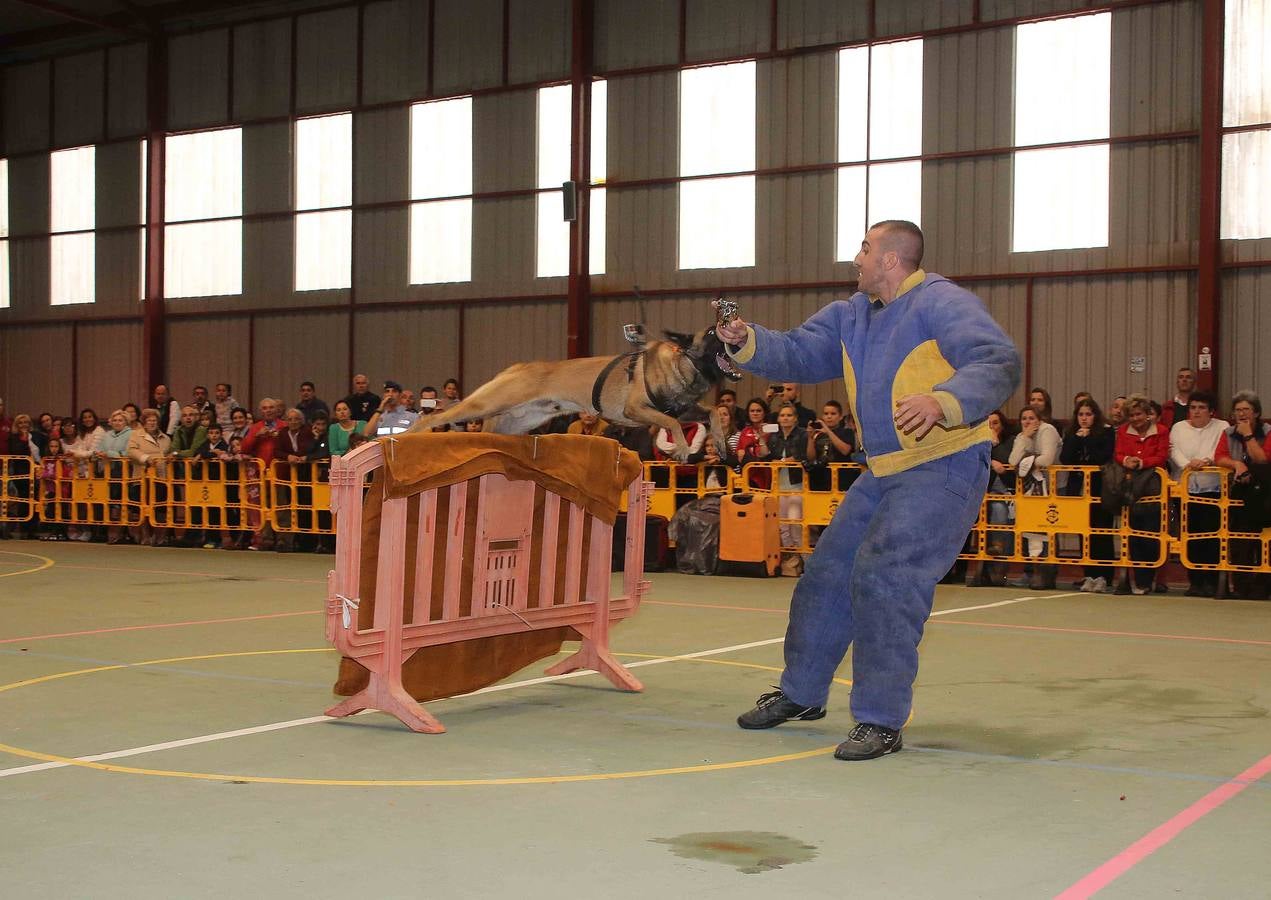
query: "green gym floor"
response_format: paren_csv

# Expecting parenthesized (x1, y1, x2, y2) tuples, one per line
(0, 542, 1268, 899)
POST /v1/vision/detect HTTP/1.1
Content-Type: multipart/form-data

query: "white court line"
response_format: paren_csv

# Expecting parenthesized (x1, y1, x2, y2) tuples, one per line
(0, 595, 1075, 780)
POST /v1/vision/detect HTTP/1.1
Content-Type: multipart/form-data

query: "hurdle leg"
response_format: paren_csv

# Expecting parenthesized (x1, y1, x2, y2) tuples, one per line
(326, 672, 447, 734)
(545, 623, 643, 692)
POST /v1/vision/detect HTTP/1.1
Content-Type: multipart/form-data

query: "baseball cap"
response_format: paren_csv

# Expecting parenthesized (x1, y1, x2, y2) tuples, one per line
(383, 380, 403, 391)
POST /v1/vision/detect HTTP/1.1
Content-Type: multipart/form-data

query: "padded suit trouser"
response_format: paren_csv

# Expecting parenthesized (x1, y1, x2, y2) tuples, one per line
(778, 443, 990, 730)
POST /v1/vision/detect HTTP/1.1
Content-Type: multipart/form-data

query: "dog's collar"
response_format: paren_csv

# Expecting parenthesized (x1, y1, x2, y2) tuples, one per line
(591, 350, 642, 415)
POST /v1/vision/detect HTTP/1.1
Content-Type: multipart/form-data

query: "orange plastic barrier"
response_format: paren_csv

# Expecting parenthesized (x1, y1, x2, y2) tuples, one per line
(323, 438, 651, 733)
(962, 465, 1170, 568)
(1177, 466, 1271, 573)
(37, 457, 147, 529)
(0, 455, 36, 524)
(267, 459, 333, 536)
(148, 457, 266, 532)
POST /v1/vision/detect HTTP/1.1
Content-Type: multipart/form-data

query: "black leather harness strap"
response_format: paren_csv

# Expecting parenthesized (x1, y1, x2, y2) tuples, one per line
(592, 351, 642, 413)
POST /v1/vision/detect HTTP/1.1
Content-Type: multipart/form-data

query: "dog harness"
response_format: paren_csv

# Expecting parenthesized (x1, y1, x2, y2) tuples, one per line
(591, 351, 642, 415)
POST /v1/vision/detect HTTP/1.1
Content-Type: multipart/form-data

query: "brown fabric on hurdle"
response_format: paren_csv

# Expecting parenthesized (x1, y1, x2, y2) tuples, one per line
(334, 431, 644, 700)
(378, 432, 641, 525)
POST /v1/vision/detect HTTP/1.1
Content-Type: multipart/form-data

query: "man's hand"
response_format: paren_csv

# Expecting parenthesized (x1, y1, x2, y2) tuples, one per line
(893, 394, 945, 439)
(716, 318, 749, 345)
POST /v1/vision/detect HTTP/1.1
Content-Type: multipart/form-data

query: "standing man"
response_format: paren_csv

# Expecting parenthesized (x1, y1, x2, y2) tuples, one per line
(151, 385, 182, 436)
(1159, 367, 1195, 431)
(777, 383, 817, 428)
(296, 381, 330, 423)
(190, 386, 214, 420)
(719, 220, 1020, 761)
(343, 374, 380, 422)
(374, 381, 418, 435)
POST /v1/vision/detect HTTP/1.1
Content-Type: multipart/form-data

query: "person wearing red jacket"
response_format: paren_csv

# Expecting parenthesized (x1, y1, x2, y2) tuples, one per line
(1114, 395, 1169, 594)
(240, 398, 284, 550)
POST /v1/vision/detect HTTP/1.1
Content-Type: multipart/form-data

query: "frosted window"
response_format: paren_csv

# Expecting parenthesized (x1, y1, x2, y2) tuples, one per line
(680, 63, 755, 269)
(0, 158, 8, 309)
(1222, 0, 1271, 239)
(535, 82, 607, 278)
(681, 62, 755, 177)
(51, 234, 95, 306)
(1012, 145, 1110, 252)
(164, 220, 242, 298)
(164, 128, 241, 297)
(590, 186, 606, 276)
(295, 113, 352, 290)
(537, 85, 571, 190)
(1012, 15, 1110, 252)
(679, 177, 755, 270)
(410, 98, 472, 200)
(296, 210, 352, 291)
(165, 128, 241, 221)
(1015, 14, 1111, 146)
(868, 161, 923, 234)
(296, 113, 352, 210)
(410, 200, 471, 284)
(410, 98, 472, 284)
(836, 41, 924, 259)
(50, 146, 95, 305)
(50, 146, 95, 232)
(1223, 0, 1271, 127)
(835, 167, 867, 263)
(1222, 130, 1271, 239)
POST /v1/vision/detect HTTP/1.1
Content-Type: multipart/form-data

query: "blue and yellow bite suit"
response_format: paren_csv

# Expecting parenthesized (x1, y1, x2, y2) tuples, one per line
(729, 270, 1021, 728)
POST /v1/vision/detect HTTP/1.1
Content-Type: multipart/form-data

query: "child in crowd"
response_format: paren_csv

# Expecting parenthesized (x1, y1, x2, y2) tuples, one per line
(38, 436, 72, 541)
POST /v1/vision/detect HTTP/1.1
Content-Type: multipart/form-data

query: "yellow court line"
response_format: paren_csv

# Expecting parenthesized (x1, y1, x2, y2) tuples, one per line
(0, 551, 55, 579)
(0, 649, 842, 787)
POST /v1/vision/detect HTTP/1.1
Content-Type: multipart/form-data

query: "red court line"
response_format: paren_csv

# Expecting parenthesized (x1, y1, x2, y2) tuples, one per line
(0, 610, 321, 645)
(934, 619, 1271, 648)
(1056, 752, 1271, 899)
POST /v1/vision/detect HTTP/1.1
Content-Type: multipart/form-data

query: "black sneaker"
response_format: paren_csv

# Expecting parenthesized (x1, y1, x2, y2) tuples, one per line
(834, 722, 903, 760)
(737, 688, 826, 730)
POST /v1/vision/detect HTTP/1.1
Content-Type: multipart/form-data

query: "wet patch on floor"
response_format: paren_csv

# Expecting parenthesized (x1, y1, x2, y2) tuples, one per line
(651, 831, 817, 874)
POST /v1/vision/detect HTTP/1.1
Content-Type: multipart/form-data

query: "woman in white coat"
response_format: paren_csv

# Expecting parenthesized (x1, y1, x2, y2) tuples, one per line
(1009, 406, 1061, 589)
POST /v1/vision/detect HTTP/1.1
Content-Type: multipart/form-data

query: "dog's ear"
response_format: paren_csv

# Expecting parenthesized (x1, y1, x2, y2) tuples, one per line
(661, 329, 696, 350)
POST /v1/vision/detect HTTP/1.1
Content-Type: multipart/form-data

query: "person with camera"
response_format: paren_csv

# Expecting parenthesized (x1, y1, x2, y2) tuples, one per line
(805, 400, 856, 492)
(373, 381, 418, 436)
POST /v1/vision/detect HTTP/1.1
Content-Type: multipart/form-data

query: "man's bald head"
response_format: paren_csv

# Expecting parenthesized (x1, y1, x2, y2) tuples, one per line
(869, 220, 924, 272)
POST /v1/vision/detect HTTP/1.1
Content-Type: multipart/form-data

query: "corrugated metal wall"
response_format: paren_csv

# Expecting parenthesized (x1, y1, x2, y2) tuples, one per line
(0, 0, 1266, 430)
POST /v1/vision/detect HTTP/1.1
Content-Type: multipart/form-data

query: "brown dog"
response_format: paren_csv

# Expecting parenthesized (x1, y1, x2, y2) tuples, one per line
(407, 328, 742, 459)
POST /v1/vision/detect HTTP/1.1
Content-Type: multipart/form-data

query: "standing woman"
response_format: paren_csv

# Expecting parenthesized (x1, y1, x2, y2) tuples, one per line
(328, 400, 376, 457)
(1060, 398, 1117, 592)
(1010, 406, 1061, 589)
(68, 408, 106, 474)
(1113, 394, 1169, 595)
(769, 402, 808, 574)
(3, 414, 41, 539)
(123, 403, 143, 432)
(126, 408, 171, 546)
(734, 397, 773, 490)
(1215, 390, 1271, 598)
(96, 410, 134, 544)
(968, 409, 1016, 586)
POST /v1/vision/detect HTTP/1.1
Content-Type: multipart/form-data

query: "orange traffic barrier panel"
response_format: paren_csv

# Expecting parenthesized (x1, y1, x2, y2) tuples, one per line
(268, 459, 333, 536)
(36, 457, 147, 530)
(148, 457, 266, 533)
(0, 455, 37, 525)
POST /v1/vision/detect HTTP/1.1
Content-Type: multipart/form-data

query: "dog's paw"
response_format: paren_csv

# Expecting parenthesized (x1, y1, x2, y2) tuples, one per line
(669, 443, 692, 462)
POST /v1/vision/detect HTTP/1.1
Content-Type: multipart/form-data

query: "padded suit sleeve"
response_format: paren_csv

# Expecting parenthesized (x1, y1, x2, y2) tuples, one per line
(726, 302, 849, 387)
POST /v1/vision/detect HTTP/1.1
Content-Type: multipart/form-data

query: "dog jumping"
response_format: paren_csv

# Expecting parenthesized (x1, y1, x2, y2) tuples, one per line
(406, 325, 742, 460)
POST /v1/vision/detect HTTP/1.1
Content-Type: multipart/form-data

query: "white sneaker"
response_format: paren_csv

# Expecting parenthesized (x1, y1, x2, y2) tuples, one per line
(1131, 585, 1148, 595)
(1079, 577, 1095, 592)
(1091, 577, 1109, 593)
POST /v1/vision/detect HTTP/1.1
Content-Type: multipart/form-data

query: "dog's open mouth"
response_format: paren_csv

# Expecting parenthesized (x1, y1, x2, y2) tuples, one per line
(715, 351, 743, 380)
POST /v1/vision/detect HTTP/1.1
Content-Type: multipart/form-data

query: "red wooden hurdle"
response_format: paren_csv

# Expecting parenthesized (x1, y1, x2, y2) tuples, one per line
(324, 436, 651, 733)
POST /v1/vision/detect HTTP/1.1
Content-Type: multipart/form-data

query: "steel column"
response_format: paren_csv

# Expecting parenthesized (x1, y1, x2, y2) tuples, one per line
(565, 0, 593, 359)
(1195, 0, 1225, 392)
(142, 37, 168, 397)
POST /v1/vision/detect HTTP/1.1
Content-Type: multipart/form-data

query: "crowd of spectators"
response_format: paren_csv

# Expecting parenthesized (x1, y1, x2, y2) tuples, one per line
(2, 366, 1268, 598)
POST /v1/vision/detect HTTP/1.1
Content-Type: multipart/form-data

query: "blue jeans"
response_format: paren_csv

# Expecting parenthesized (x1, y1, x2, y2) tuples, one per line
(779, 443, 990, 730)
